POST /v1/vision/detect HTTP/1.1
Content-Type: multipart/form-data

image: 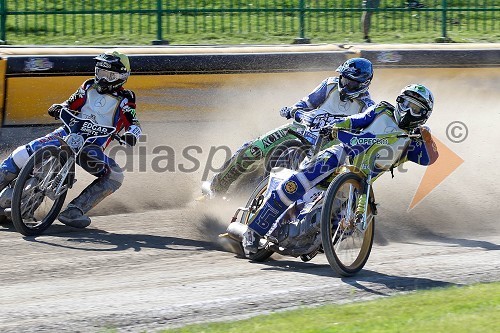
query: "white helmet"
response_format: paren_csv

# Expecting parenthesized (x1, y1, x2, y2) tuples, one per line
(394, 84, 434, 130)
(94, 51, 131, 94)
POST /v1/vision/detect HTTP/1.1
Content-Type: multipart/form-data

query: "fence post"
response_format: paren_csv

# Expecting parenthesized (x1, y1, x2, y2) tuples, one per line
(152, 0, 169, 45)
(441, 0, 447, 39)
(436, 0, 451, 42)
(293, 0, 311, 44)
(0, 0, 6, 44)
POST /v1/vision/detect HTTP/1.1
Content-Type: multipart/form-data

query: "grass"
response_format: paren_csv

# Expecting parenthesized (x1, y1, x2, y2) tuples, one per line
(158, 282, 500, 333)
(2, 1, 499, 45)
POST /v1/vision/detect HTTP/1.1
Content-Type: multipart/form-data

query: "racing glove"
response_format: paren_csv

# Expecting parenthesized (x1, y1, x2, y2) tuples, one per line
(47, 104, 64, 119)
(412, 125, 432, 142)
(119, 125, 142, 147)
(319, 126, 341, 141)
(413, 125, 438, 164)
(319, 126, 335, 140)
(279, 106, 293, 119)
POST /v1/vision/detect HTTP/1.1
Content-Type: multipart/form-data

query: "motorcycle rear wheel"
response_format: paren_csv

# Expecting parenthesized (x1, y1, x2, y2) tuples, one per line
(240, 176, 275, 261)
(11, 146, 69, 236)
(321, 172, 375, 276)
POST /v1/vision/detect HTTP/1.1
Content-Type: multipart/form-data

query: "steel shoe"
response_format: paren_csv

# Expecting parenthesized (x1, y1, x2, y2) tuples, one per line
(58, 206, 91, 228)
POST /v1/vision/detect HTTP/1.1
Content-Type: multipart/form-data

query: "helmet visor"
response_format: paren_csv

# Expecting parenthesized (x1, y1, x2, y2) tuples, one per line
(397, 96, 429, 118)
(340, 76, 361, 91)
(95, 67, 129, 83)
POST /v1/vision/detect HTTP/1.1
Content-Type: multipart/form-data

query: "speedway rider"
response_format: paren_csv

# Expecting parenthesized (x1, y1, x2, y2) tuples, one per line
(202, 57, 375, 197)
(242, 84, 439, 253)
(0, 51, 141, 228)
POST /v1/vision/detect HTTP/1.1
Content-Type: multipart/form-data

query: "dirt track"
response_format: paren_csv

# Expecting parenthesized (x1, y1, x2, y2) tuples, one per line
(0, 68, 499, 332)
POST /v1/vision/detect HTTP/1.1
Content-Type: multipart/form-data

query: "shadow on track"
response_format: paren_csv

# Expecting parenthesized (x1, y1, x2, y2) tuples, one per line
(19, 226, 224, 252)
(402, 232, 500, 251)
(341, 269, 457, 296)
(254, 260, 456, 295)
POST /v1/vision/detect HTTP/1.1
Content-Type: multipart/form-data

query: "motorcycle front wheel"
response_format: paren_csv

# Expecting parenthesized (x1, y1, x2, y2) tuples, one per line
(240, 176, 275, 261)
(11, 146, 69, 236)
(265, 140, 311, 173)
(321, 172, 375, 277)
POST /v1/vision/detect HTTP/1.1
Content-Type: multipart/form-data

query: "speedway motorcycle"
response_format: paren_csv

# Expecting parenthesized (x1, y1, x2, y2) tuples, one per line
(222, 125, 420, 276)
(0, 107, 123, 236)
(204, 109, 348, 198)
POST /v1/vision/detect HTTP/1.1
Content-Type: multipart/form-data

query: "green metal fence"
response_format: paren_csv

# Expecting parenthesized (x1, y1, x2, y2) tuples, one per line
(0, 1, 498, 45)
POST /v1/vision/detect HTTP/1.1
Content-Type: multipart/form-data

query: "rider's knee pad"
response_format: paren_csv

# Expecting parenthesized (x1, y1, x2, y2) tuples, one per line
(10, 145, 30, 171)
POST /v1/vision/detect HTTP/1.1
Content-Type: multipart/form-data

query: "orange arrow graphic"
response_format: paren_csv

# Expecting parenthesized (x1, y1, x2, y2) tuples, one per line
(409, 135, 464, 210)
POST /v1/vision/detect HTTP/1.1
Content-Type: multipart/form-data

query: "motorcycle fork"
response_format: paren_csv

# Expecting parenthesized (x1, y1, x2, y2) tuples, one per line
(359, 174, 372, 230)
(345, 174, 371, 230)
(52, 156, 75, 197)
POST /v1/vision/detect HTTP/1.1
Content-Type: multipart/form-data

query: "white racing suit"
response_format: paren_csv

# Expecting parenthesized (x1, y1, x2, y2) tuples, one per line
(0, 79, 142, 218)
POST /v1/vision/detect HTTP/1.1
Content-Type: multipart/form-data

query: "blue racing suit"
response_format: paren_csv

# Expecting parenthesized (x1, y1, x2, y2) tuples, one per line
(247, 101, 439, 236)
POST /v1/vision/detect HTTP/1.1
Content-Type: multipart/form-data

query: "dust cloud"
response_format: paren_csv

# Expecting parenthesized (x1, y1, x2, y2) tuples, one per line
(1, 68, 499, 242)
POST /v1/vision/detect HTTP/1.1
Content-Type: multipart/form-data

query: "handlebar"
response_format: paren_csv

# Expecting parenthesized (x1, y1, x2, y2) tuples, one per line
(285, 118, 423, 163)
(295, 111, 348, 126)
(285, 127, 327, 158)
(335, 128, 422, 140)
(111, 134, 128, 146)
(397, 133, 422, 139)
(286, 128, 311, 146)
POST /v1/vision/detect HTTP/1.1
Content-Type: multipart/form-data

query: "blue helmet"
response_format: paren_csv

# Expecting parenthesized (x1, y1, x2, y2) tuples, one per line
(336, 58, 373, 99)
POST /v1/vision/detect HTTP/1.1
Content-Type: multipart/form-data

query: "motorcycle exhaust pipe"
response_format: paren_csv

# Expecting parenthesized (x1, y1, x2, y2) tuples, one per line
(222, 222, 249, 242)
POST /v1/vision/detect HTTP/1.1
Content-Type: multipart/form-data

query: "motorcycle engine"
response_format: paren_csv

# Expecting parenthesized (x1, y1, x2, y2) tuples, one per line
(271, 201, 323, 257)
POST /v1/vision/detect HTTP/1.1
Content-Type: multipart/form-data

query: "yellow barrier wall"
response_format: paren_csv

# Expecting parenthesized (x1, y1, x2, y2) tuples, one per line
(1, 44, 499, 126)
(0, 59, 6, 126)
(4, 67, 500, 126)
(5, 76, 84, 124)
(3, 72, 330, 125)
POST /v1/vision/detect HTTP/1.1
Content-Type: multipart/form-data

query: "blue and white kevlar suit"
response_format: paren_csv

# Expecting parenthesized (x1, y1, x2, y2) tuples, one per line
(247, 101, 439, 237)
(290, 76, 374, 116)
(0, 78, 142, 214)
(209, 76, 375, 195)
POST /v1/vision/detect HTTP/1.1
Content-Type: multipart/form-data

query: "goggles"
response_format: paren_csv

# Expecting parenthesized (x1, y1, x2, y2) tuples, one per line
(95, 67, 129, 82)
(397, 95, 429, 117)
(340, 76, 361, 90)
